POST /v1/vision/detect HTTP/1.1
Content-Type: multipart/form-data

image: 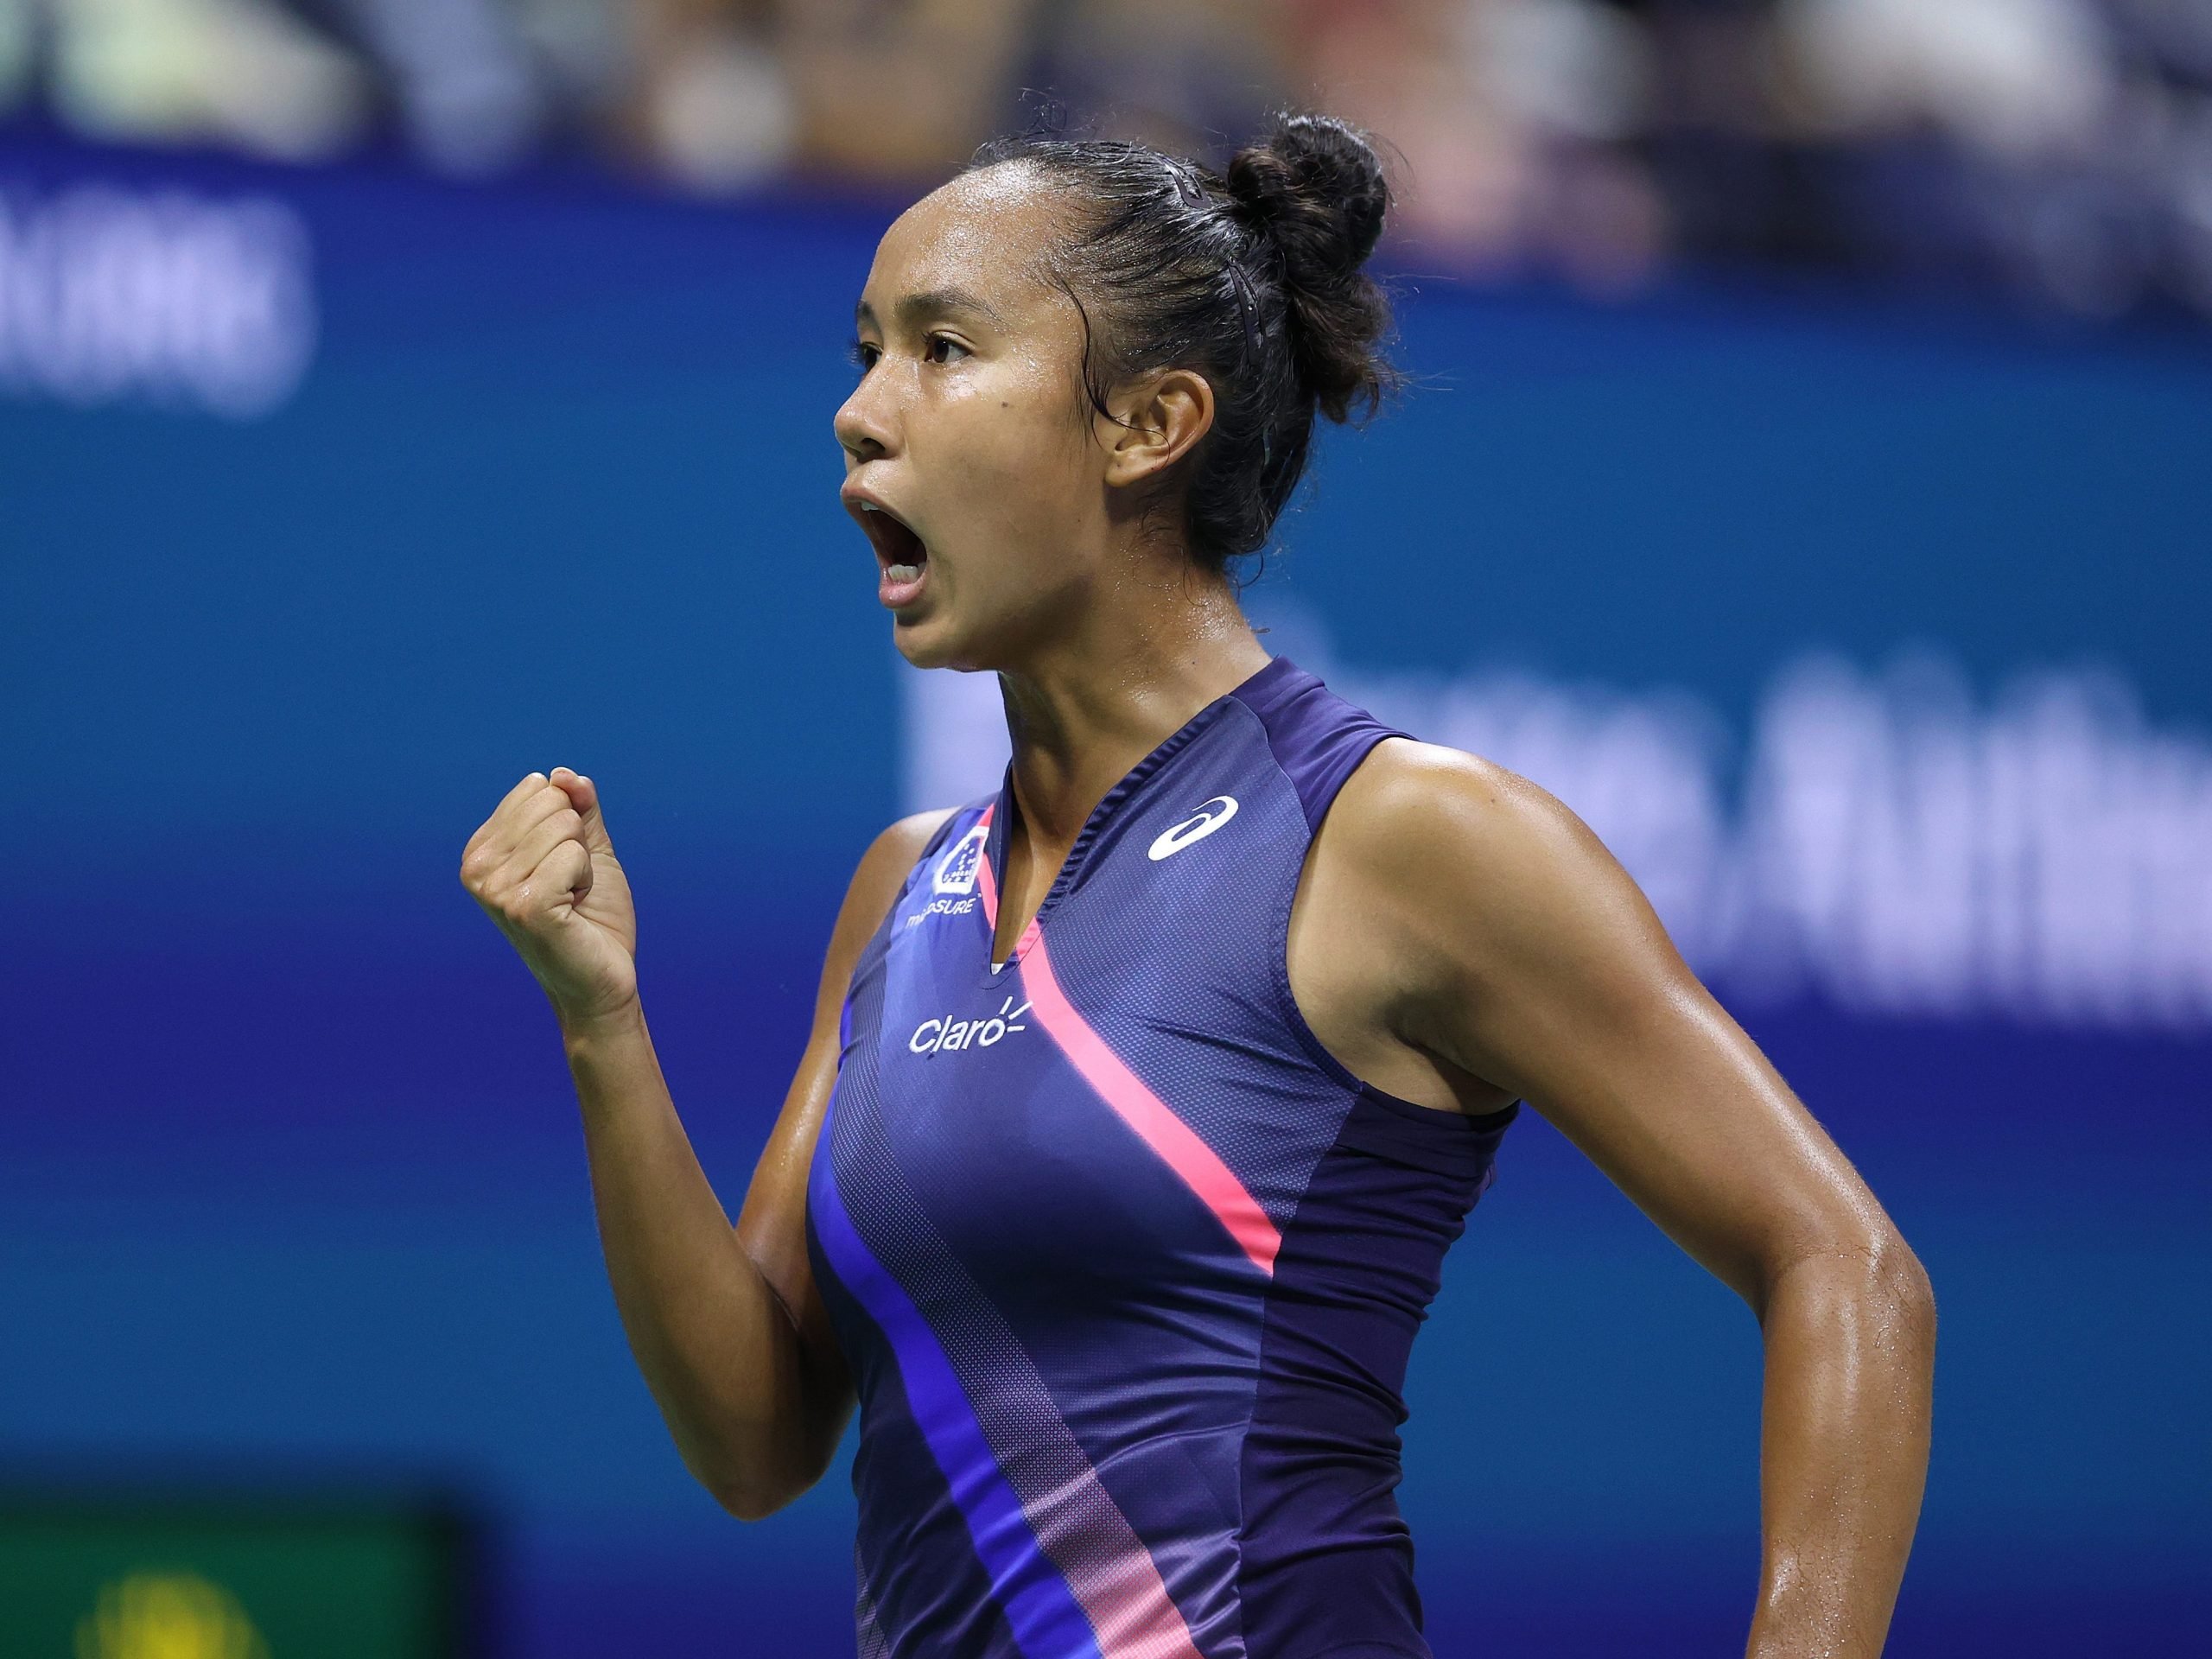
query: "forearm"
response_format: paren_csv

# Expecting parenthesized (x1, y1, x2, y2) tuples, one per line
(563, 1000, 835, 1516)
(1747, 1238, 1936, 1658)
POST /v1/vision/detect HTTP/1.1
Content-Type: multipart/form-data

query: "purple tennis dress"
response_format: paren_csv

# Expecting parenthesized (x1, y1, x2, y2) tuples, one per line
(806, 656, 1516, 1659)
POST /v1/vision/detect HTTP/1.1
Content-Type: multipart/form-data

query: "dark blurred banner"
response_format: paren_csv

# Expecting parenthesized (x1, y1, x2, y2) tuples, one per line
(3, 132, 2208, 1656)
(8, 0, 2212, 325)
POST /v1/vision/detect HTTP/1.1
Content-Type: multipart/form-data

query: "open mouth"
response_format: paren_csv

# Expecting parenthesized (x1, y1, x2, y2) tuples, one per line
(855, 499, 931, 607)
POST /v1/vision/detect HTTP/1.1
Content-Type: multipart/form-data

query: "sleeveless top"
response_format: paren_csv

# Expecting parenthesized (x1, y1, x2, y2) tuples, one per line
(805, 656, 1516, 1659)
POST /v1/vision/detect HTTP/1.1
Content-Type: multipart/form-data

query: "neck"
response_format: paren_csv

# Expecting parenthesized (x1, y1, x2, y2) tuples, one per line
(995, 557, 1270, 849)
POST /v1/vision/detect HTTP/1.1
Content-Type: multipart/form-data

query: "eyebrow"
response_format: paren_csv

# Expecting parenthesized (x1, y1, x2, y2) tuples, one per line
(854, 287, 1007, 333)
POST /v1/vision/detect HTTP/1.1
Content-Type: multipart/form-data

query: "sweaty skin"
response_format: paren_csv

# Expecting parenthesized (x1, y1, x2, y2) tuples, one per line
(462, 162, 1934, 1658)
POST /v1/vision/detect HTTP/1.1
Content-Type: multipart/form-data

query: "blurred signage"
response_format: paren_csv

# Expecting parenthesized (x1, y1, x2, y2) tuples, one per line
(0, 1495, 475, 1658)
(906, 626, 2212, 1033)
(0, 181, 316, 418)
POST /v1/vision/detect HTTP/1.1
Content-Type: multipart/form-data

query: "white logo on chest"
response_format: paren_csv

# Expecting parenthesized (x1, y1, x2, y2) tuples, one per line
(910, 995, 1032, 1055)
(934, 824, 988, 894)
(1147, 794, 1240, 861)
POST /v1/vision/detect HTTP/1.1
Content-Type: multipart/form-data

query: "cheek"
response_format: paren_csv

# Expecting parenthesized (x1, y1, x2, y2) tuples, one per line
(933, 372, 1090, 524)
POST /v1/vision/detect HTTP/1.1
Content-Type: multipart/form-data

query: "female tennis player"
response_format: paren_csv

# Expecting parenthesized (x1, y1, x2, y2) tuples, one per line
(461, 115, 1935, 1659)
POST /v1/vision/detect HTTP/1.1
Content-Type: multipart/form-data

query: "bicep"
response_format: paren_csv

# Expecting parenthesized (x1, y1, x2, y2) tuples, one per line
(734, 810, 952, 1344)
(1382, 758, 1887, 1305)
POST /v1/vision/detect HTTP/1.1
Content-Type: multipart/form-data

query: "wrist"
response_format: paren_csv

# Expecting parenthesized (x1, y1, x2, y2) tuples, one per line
(557, 991, 646, 1052)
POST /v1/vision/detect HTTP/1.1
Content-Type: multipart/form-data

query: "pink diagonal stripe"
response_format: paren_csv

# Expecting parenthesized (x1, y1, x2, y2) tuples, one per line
(1020, 935, 1280, 1276)
(974, 804, 1000, 931)
(1025, 1463, 1206, 1659)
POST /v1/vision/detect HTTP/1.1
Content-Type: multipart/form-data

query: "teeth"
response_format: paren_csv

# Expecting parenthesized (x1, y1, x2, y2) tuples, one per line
(861, 502, 880, 512)
(886, 563, 922, 582)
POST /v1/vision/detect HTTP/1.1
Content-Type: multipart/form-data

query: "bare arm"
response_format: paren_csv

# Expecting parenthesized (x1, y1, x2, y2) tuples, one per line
(461, 766, 949, 1518)
(1303, 742, 1936, 1656)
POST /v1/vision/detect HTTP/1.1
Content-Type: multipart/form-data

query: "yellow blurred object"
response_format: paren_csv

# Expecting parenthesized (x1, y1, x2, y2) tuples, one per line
(73, 1571, 270, 1659)
(50, 0, 370, 160)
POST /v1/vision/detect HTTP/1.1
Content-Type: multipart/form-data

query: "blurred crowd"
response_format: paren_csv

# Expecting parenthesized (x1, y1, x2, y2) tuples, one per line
(3, 0, 2210, 321)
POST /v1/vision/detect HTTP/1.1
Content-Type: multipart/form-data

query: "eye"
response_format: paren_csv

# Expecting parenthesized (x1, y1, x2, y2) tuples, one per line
(849, 339, 880, 373)
(924, 333, 971, 365)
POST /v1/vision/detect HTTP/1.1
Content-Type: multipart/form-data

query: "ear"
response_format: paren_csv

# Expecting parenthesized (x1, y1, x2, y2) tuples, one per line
(1099, 369, 1215, 490)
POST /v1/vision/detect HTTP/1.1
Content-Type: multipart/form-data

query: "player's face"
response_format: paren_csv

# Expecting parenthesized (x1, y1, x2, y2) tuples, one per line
(834, 167, 1115, 671)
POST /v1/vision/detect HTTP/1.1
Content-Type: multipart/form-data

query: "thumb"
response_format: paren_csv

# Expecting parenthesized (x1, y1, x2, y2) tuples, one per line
(549, 766, 615, 853)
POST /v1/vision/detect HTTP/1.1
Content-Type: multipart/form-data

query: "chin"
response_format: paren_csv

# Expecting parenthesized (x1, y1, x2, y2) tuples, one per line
(889, 608, 973, 672)
(894, 606, 1022, 677)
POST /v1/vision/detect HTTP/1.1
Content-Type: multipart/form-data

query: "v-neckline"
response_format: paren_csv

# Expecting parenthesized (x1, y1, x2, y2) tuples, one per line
(979, 656, 1296, 976)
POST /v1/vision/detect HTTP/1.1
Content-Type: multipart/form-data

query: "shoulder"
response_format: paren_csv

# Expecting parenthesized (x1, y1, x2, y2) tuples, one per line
(1327, 738, 1605, 885)
(846, 808, 959, 919)
(864, 806, 962, 873)
(1319, 738, 1659, 974)
(810, 808, 960, 1014)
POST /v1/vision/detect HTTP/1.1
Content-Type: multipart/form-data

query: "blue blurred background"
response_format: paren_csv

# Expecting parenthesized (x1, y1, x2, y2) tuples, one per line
(4, 3, 2211, 1651)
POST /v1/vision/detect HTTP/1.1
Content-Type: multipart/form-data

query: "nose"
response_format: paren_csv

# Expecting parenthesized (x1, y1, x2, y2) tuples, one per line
(835, 371, 894, 465)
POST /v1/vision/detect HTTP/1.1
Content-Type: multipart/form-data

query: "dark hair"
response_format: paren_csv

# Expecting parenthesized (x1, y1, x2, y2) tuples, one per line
(969, 113, 1398, 576)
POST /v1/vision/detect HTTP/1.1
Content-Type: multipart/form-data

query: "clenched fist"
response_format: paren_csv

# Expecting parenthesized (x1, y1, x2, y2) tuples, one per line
(461, 766, 639, 1027)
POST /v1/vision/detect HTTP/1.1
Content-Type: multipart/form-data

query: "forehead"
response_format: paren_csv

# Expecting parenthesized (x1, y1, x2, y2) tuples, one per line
(860, 165, 1069, 322)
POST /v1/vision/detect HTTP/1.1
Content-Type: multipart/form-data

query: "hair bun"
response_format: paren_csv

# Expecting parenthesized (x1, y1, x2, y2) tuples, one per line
(1225, 114, 1395, 423)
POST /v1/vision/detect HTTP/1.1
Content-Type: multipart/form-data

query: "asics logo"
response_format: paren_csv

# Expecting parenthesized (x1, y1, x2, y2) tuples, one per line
(1147, 795, 1239, 861)
(910, 995, 1031, 1055)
